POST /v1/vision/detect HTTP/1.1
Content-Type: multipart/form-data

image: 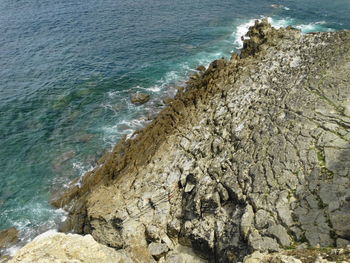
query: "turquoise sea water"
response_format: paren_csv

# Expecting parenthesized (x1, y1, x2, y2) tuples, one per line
(1, 0, 350, 250)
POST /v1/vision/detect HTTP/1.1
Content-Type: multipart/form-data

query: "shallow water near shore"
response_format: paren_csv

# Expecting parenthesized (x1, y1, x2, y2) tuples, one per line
(0, 0, 350, 249)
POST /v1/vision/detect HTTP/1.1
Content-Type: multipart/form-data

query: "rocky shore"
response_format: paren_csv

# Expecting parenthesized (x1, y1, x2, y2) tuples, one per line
(6, 19, 350, 262)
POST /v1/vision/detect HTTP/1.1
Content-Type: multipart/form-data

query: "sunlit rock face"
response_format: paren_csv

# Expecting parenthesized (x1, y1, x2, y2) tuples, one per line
(39, 21, 350, 262)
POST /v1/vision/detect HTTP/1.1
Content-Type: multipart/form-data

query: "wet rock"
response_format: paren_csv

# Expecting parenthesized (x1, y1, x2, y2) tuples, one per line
(163, 97, 174, 105)
(0, 227, 19, 252)
(207, 59, 226, 72)
(196, 65, 206, 72)
(130, 93, 150, 105)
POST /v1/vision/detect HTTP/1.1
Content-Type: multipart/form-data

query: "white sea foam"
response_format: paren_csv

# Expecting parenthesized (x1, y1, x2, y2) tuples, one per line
(233, 19, 256, 48)
(72, 161, 95, 187)
(295, 21, 334, 33)
(7, 244, 21, 256)
(233, 16, 290, 49)
(148, 85, 161, 92)
(73, 161, 94, 176)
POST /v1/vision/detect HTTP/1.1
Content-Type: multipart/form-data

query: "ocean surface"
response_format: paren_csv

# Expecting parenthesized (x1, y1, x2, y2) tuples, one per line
(0, 0, 349, 251)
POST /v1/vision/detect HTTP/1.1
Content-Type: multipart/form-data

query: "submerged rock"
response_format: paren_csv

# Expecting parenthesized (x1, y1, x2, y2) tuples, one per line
(74, 134, 94, 143)
(130, 92, 150, 105)
(52, 150, 76, 171)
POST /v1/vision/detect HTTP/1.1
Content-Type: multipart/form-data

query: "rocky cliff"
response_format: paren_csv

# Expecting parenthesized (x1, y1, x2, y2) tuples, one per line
(10, 19, 350, 262)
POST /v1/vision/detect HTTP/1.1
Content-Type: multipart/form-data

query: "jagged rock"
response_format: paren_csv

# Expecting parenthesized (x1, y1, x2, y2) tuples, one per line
(130, 92, 150, 105)
(266, 225, 291, 247)
(244, 247, 350, 262)
(49, 20, 350, 263)
(0, 227, 18, 252)
(243, 251, 302, 263)
(337, 238, 350, 248)
(207, 59, 226, 72)
(241, 205, 254, 238)
(255, 210, 273, 229)
(165, 245, 206, 263)
(330, 211, 350, 238)
(248, 230, 280, 252)
(148, 242, 169, 259)
(8, 231, 133, 263)
(163, 97, 174, 105)
(196, 65, 206, 72)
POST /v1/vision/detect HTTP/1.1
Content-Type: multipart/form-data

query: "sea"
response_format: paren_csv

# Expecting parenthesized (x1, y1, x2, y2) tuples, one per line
(0, 0, 349, 253)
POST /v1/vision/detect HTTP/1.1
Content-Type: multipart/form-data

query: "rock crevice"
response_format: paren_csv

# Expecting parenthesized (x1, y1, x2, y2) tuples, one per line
(12, 20, 350, 263)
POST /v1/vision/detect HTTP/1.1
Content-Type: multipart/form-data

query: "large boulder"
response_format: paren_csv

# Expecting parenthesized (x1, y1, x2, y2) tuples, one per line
(130, 93, 150, 105)
(8, 231, 132, 263)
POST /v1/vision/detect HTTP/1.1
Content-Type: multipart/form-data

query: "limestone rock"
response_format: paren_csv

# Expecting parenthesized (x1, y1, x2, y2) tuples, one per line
(266, 225, 291, 247)
(243, 251, 302, 263)
(8, 231, 132, 263)
(241, 205, 254, 238)
(148, 242, 169, 259)
(165, 245, 206, 263)
(248, 231, 280, 252)
(52, 20, 350, 262)
(331, 211, 350, 238)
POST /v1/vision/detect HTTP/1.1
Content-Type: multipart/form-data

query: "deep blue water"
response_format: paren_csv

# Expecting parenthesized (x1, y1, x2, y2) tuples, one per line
(0, 0, 349, 249)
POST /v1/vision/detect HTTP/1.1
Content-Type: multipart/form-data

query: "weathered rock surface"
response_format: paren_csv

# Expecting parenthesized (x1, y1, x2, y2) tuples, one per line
(8, 231, 132, 263)
(243, 246, 350, 263)
(130, 92, 151, 105)
(46, 20, 350, 262)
